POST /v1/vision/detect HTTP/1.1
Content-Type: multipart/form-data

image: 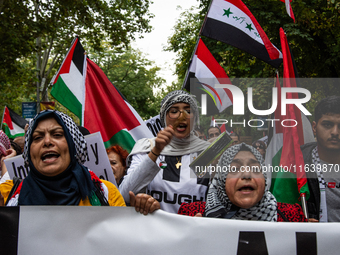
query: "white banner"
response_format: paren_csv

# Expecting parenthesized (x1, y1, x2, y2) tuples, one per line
(4, 132, 116, 186)
(10, 206, 339, 255)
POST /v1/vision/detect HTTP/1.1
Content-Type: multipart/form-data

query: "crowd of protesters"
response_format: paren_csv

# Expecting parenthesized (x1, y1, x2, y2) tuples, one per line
(0, 92, 340, 223)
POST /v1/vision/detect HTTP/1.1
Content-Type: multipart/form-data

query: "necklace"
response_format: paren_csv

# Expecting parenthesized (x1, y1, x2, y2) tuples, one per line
(176, 157, 182, 169)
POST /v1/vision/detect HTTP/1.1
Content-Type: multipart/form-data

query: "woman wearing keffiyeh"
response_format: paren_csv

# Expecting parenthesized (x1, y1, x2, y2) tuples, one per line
(178, 143, 307, 222)
(120, 90, 211, 213)
(0, 110, 126, 207)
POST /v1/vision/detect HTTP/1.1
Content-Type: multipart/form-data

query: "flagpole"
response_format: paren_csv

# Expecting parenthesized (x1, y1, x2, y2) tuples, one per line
(182, 0, 214, 90)
(181, 36, 201, 90)
(300, 193, 309, 220)
(198, 0, 214, 35)
(81, 52, 87, 126)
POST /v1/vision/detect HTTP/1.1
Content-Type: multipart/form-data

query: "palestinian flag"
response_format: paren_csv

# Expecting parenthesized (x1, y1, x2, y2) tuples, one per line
(51, 37, 86, 122)
(2, 107, 28, 139)
(183, 38, 233, 116)
(266, 29, 314, 205)
(200, 0, 282, 68)
(51, 37, 153, 152)
(280, 0, 295, 22)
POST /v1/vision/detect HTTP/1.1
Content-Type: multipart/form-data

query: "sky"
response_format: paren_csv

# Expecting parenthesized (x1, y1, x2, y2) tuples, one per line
(132, 1, 199, 88)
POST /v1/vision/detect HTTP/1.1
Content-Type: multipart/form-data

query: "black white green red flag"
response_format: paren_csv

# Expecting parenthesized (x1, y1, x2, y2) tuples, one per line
(51, 37, 153, 152)
(267, 29, 314, 205)
(1, 106, 28, 139)
(183, 38, 233, 116)
(50, 37, 86, 122)
(200, 0, 283, 68)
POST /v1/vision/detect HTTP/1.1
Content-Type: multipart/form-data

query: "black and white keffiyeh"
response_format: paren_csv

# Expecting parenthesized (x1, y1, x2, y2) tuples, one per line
(159, 90, 199, 128)
(23, 110, 88, 166)
(205, 143, 278, 221)
(128, 90, 209, 160)
(17, 110, 96, 206)
(312, 146, 326, 188)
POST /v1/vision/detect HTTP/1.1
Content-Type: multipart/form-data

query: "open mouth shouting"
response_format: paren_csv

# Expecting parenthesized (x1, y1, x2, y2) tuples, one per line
(41, 151, 60, 163)
(166, 102, 193, 139)
(29, 117, 71, 176)
(238, 185, 255, 193)
(175, 123, 188, 132)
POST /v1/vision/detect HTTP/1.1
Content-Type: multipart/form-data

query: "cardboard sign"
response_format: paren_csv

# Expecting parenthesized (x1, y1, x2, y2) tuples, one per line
(84, 132, 117, 186)
(145, 114, 163, 137)
(4, 132, 117, 186)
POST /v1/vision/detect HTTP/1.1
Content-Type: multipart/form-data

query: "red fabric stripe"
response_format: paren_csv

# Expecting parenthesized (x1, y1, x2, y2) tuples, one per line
(3, 107, 13, 130)
(196, 39, 233, 103)
(279, 28, 307, 190)
(274, 76, 284, 134)
(225, 0, 281, 60)
(280, 0, 295, 22)
(289, 4, 295, 22)
(281, 28, 304, 144)
(220, 123, 226, 133)
(84, 58, 140, 142)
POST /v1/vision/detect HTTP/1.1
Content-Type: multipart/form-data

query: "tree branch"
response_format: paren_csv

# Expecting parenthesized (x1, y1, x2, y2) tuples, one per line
(120, 62, 135, 82)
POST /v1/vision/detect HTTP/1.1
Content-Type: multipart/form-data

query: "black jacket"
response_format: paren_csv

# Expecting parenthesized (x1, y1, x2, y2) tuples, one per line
(300, 142, 320, 220)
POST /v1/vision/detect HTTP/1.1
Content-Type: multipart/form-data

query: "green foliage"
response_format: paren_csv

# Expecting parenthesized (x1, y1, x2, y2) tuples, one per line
(167, 0, 340, 78)
(90, 45, 166, 120)
(0, 58, 38, 115)
(0, 0, 153, 114)
(164, 6, 204, 79)
(165, 0, 340, 135)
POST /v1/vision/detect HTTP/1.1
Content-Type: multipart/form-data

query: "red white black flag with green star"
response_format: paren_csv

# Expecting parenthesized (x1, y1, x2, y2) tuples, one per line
(201, 0, 283, 68)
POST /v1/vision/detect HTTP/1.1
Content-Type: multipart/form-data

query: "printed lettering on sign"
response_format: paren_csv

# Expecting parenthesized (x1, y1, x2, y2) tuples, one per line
(145, 115, 163, 137)
(4, 132, 117, 187)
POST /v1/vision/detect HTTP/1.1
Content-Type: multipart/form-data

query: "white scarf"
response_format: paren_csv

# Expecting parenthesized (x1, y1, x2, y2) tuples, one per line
(127, 132, 210, 164)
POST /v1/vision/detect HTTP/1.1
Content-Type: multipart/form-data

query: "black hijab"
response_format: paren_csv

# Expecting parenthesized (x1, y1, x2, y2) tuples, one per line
(18, 110, 96, 205)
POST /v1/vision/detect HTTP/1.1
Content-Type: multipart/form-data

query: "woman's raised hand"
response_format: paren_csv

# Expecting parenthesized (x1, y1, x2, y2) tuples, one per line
(149, 125, 174, 161)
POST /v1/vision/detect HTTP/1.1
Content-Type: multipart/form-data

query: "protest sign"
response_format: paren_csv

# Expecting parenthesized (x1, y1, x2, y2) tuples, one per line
(145, 114, 162, 137)
(4, 132, 116, 186)
(83, 132, 117, 185)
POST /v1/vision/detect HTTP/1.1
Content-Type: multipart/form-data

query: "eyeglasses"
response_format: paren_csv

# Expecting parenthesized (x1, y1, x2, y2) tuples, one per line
(167, 109, 194, 119)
